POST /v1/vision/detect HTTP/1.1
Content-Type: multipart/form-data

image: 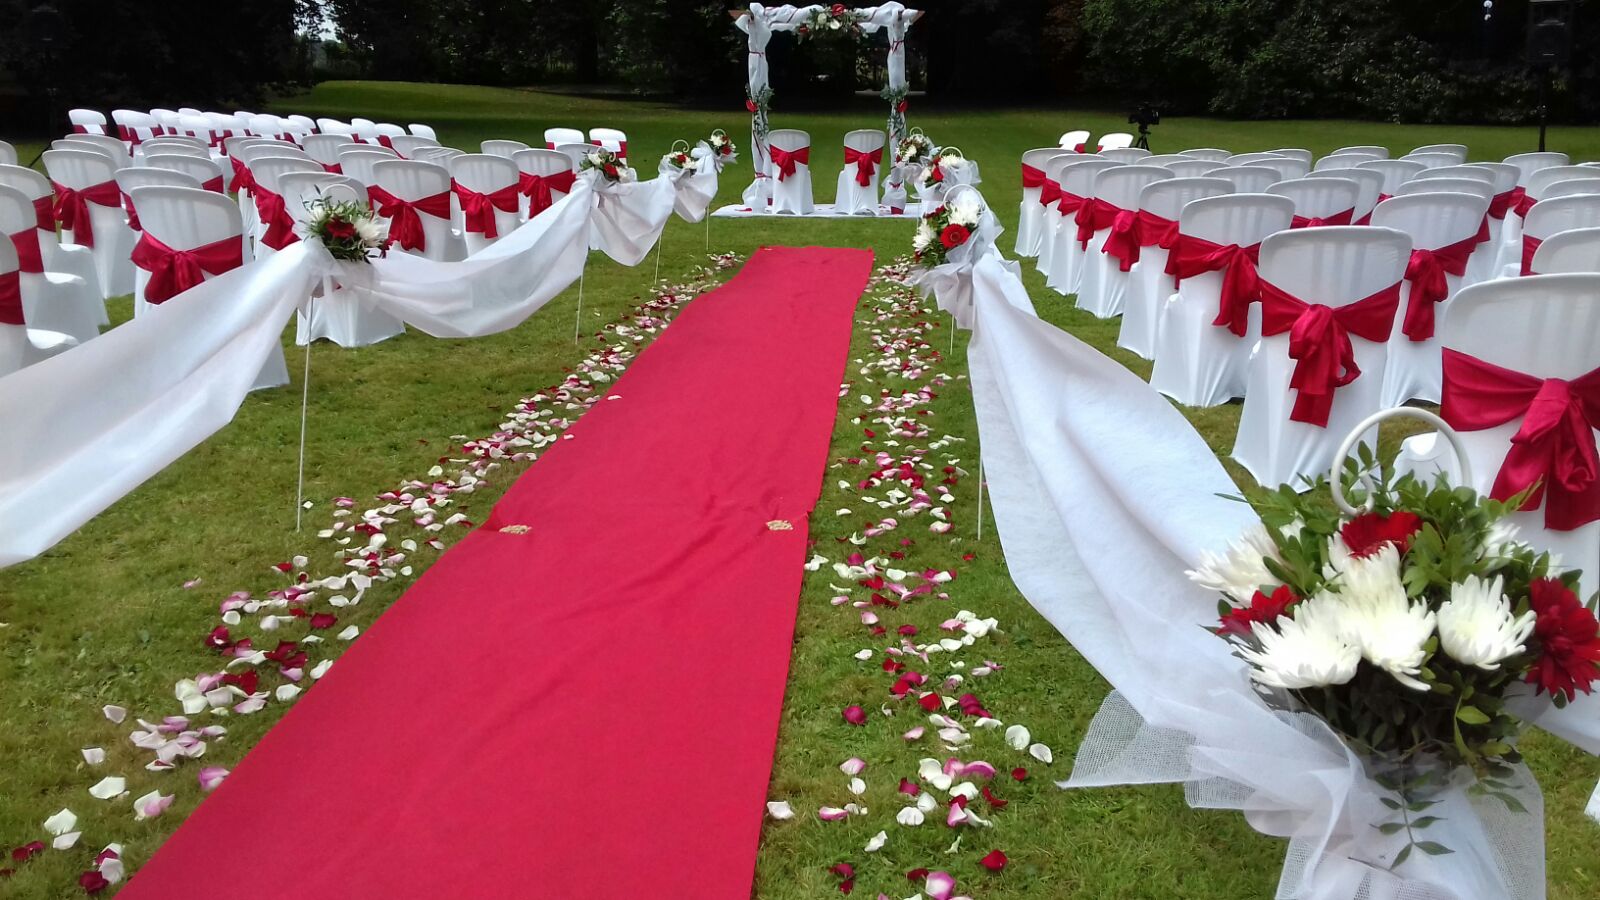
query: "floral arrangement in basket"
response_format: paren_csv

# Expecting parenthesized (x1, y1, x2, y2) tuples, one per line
(705, 129, 738, 164)
(797, 4, 863, 40)
(662, 141, 693, 172)
(915, 147, 971, 191)
(580, 148, 636, 185)
(305, 196, 388, 263)
(894, 129, 936, 169)
(911, 191, 983, 269)
(1193, 438, 1599, 863)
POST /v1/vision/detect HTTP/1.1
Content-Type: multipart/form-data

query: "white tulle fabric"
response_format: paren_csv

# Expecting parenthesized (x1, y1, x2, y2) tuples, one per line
(966, 254, 1565, 900)
(907, 187, 1006, 329)
(673, 149, 723, 224)
(0, 175, 684, 567)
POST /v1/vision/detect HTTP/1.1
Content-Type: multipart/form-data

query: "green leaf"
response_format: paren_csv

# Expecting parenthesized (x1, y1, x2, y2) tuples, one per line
(1456, 706, 1490, 725)
(1415, 841, 1455, 856)
(1410, 815, 1442, 828)
(1375, 822, 1406, 835)
(1379, 797, 1401, 810)
(1390, 843, 1414, 870)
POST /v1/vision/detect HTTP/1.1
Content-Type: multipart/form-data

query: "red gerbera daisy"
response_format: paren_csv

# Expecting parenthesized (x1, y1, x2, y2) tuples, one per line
(1218, 585, 1300, 637)
(940, 223, 971, 249)
(1526, 578, 1600, 702)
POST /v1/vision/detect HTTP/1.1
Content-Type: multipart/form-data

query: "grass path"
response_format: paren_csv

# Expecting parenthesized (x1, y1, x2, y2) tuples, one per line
(0, 81, 1596, 897)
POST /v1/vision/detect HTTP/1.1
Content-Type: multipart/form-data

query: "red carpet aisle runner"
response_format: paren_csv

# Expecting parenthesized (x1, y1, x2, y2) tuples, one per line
(124, 247, 873, 899)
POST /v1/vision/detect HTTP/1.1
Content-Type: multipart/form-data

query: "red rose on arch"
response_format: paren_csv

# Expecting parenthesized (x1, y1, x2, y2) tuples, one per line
(1526, 577, 1600, 702)
(1339, 510, 1423, 558)
(746, 100, 758, 113)
(940, 223, 971, 249)
(897, 100, 909, 113)
(831, 3, 846, 14)
(1218, 584, 1300, 638)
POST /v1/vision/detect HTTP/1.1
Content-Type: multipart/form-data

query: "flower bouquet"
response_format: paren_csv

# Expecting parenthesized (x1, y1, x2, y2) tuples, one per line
(580, 148, 636, 185)
(305, 197, 388, 262)
(1194, 440, 1599, 864)
(894, 129, 937, 170)
(912, 201, 980, 269)
(662, 145, 692, 173)
(915, 148, 973, 194)
(704, 129, 738, 167)
(797, 4, 862, 40)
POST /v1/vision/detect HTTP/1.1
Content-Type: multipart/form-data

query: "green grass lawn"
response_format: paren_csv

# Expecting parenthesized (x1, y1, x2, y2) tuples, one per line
(1, 81, 1596, 898)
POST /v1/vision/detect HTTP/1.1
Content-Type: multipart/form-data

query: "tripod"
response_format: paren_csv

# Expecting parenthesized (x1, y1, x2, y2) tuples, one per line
(1134, 122, 1152, 152)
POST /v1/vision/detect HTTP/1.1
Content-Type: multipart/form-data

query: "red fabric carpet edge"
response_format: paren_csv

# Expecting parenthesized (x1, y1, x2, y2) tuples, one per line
(122, 246, 874, 899)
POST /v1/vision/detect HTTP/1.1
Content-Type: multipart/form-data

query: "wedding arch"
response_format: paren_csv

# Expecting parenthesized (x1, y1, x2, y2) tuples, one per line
(732, 2, 923, 207)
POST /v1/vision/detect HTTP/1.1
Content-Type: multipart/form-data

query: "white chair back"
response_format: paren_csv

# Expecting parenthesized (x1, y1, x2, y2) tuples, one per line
(338, 149, 396, 188)
(1409, 143, 1468, 161)
(68, 109, 108, 135)
(1057, 158, 1120, 202)
(303, 134, 355, 169)
(1022, 147, 1065, 171)
(278, 172, 368, 228)
(1356, 159, 1426, 196)
(1090, 165, 1171, 211)
(1097, 133, 1134, 151)
(1526, 165, 1600, 201)
(589, 128, 628, 157)
(1206, 166, 1279, 194)
(544, 127, 585, 149)
(42, 148, 118, 196)
(450, 154, 522, 249)
(1139, 176, 1232, 221)
(144, 153, 224, 189)
(1543, 179, 1600, 201)
(1394, 176, 1492, 202)
(1415, 164, 1495, 184)
(371, 159, 455, 259)
(1332, 145, 1389, 158)
(0, 141, 16, 167)
(140, 139, 209, 161)
(1505, 151, 1570, 186)
(514, 147, 575, 178)
(1306, 168, 1383, 221)
(1372, 191, 1489, 251)
(1178, 148, 1230, 161)
(1271, 149, 1313, 164)
(1469, 162, 1519, 198)
(1523, 195, 1600, 245)
(483, 139, 531, 160)
(252, 156, 324, 197)
(1530, 226, 1600, 274)
(1181, 192, 1295, 248)
(284, 114, 318, 135)
(1168, 159, 1224, 177)
(349, 118, 381, 143)
(1141, 154, 1188, 167)
(116, 166, 201, 202)
(1401, 152, 1459, 170)
(1059, 130, 1091, 150)
(409, 123, 438, 140)
(388, 135, 440, 160)
(1314, 152, 1382, 171)
(843, 129, 886, 153)
(1268, 176, 1360, 222)
(53, 137, 119, 165)
(317, 118, 354, 138)
(62, 133, 131, 168)
(1101, 147, 1150, 163)
(376, 123, 407, 142)
(555, 142, 603, 168)
(131, 185, 242, 253)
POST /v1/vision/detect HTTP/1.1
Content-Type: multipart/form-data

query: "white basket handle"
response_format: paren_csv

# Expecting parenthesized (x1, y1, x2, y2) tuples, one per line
(1329, 407, 1473, 515)
(670, 140, 690, 153)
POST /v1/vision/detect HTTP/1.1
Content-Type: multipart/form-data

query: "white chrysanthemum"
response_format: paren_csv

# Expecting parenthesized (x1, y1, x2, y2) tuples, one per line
(1320, 544, 1436, 691)
(1479, 520, 1527, 562)
(354, 215, 384, 244)
(1437, 575, 1534, 670)
(1238, 599, 1360, 690)
(1186, 521, 1281, 602)
(948, 191, 984, 226)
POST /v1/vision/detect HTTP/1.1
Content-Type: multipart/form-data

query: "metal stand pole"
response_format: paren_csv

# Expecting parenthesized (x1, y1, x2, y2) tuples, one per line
(653, 227, 664, 285)
(975, 455, 986, 542)
(295, 276, 327, 530)
(574, 264, 585, 344)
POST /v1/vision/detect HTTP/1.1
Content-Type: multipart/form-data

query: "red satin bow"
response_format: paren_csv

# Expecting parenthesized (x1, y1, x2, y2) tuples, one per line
(453, 180, 521, 238)
(8, 227, 44, 274)
(251, 186, 300, 251)
(130, 231, 244, 304)
(1521, 234, 1543, 276)
(122, 191, 142, 232)
(230, 157, 256, 195)
(1021, 164, 1046, 190)
(1055, 190, 1084, 217)
(1104, 210, 1179, 270)
(377, 135, 395, 151)
(202, 176, 225, 194)
(844, 146, 882, 186)
(1074, 143, 1087, 153)
(519, 170, 577, 217)
(1258, 278, 1401, 426)
(1074, 197, 1125, 249)
(1512, 187, 1535, 218)
(0, 270, 22, 325)
(32, 195, 53, 232)
(1038, 177, 1062, 208)
(1356, 194, 1395, 226)
(1400, 234, 1478, 341)
(1488, 188, 1517, 220)
(769, 145, 810, 182)
(1443, 349, 1600, 529)
(51, 179, 120, 248)
(1290, 208, 1355, 229)
(1166, 234, 1263, 337)
(368, 186, 451, 252)
(322, 162, 343, 174)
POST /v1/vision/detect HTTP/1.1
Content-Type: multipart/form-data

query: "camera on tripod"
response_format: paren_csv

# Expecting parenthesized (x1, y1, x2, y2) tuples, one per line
(1127, 103, 1160, 151)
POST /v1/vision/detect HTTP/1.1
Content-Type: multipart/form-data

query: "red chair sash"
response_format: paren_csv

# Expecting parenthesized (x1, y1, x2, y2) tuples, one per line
(32, 195, 54, 233)
(1166, 234, 1263, 337)
(1488, 188, 1517, 220)
(9, 228, 44, 274)
(1038, 178, 1062, 207)
(519, 170, 577, 217)
(1512, 188, 1536, 218)
(230, 157, 256, 195)
(1074, 197, 1124, 249)
(130, 231, 244, 304)
(322, 162, 343, 174)
(769, 145, 810, 182)
(1135, 210, 1180, 251)
(1474, 214, 1492, 245)
(452, 180, 521, 239)
(1099, 208, 1144, 271)
(368, 185, 451, 252)
(51, 179, 120, 248)
(1258, 278, 1401, 426)
(1290, 208, 1354, 229)
(1074, 143, 1087, 153)
(1055, 190, 1085, 217)
(71, 124, 88, 135)
(0, 271, 22, 325)
(1021, 163, 1046, 191)
(251, 185, 299, 251)
(1521, 234, 1543, 276)
(617, 140, 628, 158)
(376, 135, 395, 151)
(843, 146, 882, 186)
(202, 175, 225, 194)
(1400, 233, 1478, 341)
(122, 191, 142, 232)
(1442, 349, 1600, 530)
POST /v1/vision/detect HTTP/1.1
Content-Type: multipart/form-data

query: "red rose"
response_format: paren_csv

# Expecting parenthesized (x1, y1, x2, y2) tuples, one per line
(831, 3, 846, 13)
(1218, 584, 1300, 637)
(746, 100, 758, 113)
(940, 223, 971, 249)
(719, 144, 732, 156)
(325, 218, 356, 241)
(1526, 577, 1600, 702)
(1339, 510, 1423, 558)
(897, 100, 909, 113)
(603, 163, 619, 178)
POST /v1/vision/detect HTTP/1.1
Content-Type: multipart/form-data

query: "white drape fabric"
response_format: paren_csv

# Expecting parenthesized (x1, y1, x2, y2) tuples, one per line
(0, 175, 686, 567)
(673, 149, 723, 223)
(965, 250, 1576, 900)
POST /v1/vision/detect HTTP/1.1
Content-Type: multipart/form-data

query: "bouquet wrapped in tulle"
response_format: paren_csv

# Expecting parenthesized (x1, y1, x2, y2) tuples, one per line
(912, 192, 983, 269)
(580, 148, 636, 185)
(305, 197, 388, 263)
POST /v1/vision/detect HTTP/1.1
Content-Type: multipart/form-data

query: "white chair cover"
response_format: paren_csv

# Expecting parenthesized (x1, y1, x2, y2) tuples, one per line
(544, 128, 585, 149)
(1043, 158, 1117, 295)
(1313, 152, 1382, 171)
(482, 139, 531, 160)
(387, 135, 440, 160)
(0, 184, 100, 343)
(280, 172, 407, 349)
(42, 148, 136, 298)
(1305, 167, 1383, 223)
(1117, 176, 1232, 360)
(1077, 165, 1172, 319)
(450, 154, 522, 254)
(372, 159, 462, 262)
(1149, 193, 1294, 407)
(1332, 144, 1389, 158)
(63, 133, 132, 169)
(0, 141, 13, 167)
(1205, 165, 1278, 193)
(1097, 133, 1134, 151)
(834, 129, 887, 215)
(1370, 192, 1489, 407)
(1231, 226, 1412, 488)
(1100, 147, 1150, 164)
(0, 163, 104, 302)
(303, 134, 356, 171)
(336, 149, 394, 191)
(1059, 130, 1090, 151)
(0, 237, 76, 378)
(554, 142, 602, 170)
(513, 148, 577, 221)
(1268, 176, 1359, 225)
(1401, 152, 1459, 169)
(1415, 164, 1495, 184)
(1409, 142, 1468, 161)
(1167, 159, 1224, 177)
(408, 123, 438, 140)
(1495, 152, 1574, 275)
(1512, 195, 1600, 278)
(1177, 148, 1230, 161)
(68, 109, 108, 135)
(588, 128, 628, 159)
(1015, 147, 1068, 257)
(1270, 148, 1313, 164)
(250, 156, 323, 254)
(767, 128, 813, 215)
(1530, 225, 1600, 274)
(1356, 158, 1425, 197)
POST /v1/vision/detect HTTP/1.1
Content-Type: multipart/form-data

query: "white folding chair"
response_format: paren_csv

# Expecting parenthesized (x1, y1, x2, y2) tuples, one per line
(1306, 168, 1383, 224)
(1116, 176, 1233, 360)
(408, 123, 438, 140)
(1356, 159, 1426, 200)
(144, 153, 226, 193)
(1409, 143, 1468, 162)
(1168, 159, 1225, 177)
(1232, 227, 1412, 488)
(1314, 152, 1383, 171)
(1178, 148, 1230, 162)
(349, 117, 382, 144)
(544, 127, 585, 150)
(1150, 193, 1295, 407)
(303, 134, 355, 172)
(0, 236, 76, 377)
(1332, 145, 1389, 158)
(1269, 176, 1360, 227)
(1206, 166, 1279, 194)
(1059, 130, 1091, 152)
(512, 148, 576, 221)
(1394, 275, 1600, 591)
(1495, 151, 1575, 274)
(1530, 226, 1600, 274)
(1101, 147, 1151, 164)
(1515, 195, 1600, 277)
(68, 109, 108, 136)
(1077, 165, 1173, 318)
(0, 184, 100, 343)
(62, 133, 132, 169)
(835, 129, 886, 215)
(1270, 149, 1314, 165)
(1400, 152, 1459, 170)
(1043, 158, 1118, 295)
(388, 135, 440, 160)
(41, 148, 135, 298)
(1016, 148, 1070, 257)
(0, 141, 14, 167)
(1097, 132, 1134, 151)
(767, 128, 813, 215)
(588, 128, 628, 160)
(250, 156, 323, 256)
(1371, 192, 1490, 407)
(371, 159, 460, 261)
(337, 148, 396, 192)
(0, 163, 102, 302)
(554, 142, 602, 170)
(450, 154, 522, 254)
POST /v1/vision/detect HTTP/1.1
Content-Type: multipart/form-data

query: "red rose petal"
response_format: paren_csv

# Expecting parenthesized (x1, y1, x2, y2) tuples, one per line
(980, 849, 1008, 871)
(842, 705, 867, 726)
(1011, 767, 1028, 781)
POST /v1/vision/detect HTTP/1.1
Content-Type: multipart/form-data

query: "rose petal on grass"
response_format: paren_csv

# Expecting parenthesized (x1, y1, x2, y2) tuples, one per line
(766, 801, 794, 820)
(89, 777, 126, 800)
